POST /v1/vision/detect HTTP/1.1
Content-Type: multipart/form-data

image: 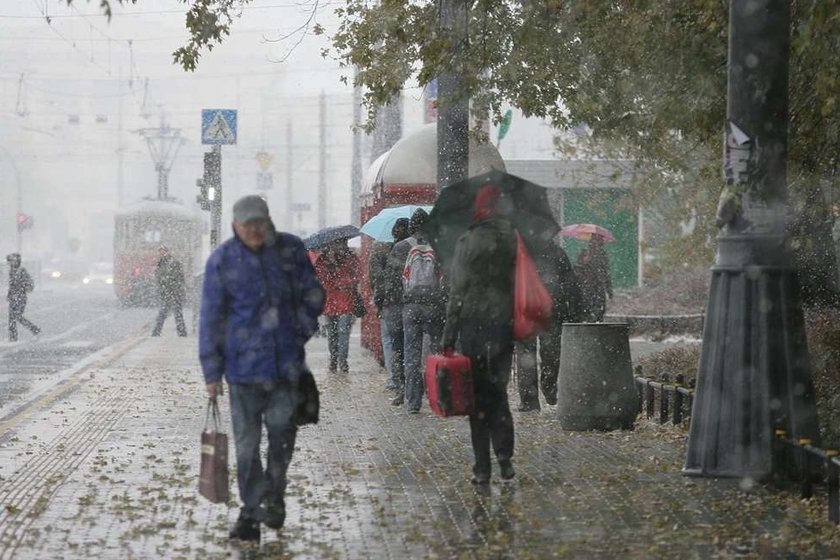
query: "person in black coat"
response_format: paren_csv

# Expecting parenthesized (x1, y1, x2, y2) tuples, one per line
(151, 246, 187, 337)
(515, 240, 583, 410)
(6, 253, 39, 342)
(369, 218, 410, 400)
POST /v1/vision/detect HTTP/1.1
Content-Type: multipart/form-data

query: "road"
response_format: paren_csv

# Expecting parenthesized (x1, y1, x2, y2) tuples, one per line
(0, 284, 166, 415)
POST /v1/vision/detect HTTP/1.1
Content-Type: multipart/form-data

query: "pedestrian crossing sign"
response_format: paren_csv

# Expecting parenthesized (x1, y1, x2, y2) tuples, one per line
(201, 109, 237, 145)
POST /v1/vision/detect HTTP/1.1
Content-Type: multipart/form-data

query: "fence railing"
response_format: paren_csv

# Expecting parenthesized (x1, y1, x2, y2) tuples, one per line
(773, 430, 840, 524)
(633, 367, 840, 526)
(633, 372, 695, 426)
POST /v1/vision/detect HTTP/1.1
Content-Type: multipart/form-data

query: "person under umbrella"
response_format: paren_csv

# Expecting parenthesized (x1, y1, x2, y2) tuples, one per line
(574, 234, 613, 322)
(369, 218, 410, 399)
(441, 185, 517, 484)
(314, 238, 361, 374)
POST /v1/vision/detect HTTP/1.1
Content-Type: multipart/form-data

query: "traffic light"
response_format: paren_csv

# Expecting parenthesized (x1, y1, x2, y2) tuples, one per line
(198, 149, 221, 212)
(196, 179, 211, 211)
(204, 149, 220, 187)
(16, 213, 32, 232)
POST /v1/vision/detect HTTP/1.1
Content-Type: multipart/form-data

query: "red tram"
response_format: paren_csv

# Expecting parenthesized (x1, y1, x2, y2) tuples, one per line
(114, 198, 203, 306)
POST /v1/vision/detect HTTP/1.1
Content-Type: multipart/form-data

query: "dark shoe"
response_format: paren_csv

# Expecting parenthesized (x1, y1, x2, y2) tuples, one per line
(499, 459, 515, 481)
(229, 514, 260, 542)
(517, 403, 540, 412)
(264, 501, 285, 530)
(408, 407, 420, 414)
(544, 393, 557, 406)
(391, 393, 404, 406)
(470, 473, 490, 485)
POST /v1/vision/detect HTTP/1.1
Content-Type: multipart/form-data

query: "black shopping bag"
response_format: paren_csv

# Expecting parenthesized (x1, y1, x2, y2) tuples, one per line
(199, 398, 230, 503)
(295, 366, 320, 426)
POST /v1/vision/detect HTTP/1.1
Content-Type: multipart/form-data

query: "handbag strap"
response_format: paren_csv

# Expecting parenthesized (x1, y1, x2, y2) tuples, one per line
(204, 397, 222, 432)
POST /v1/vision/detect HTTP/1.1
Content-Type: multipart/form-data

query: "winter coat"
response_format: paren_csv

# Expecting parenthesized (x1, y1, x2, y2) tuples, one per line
(574, 244, 612, 321)
(199, 231, 325, 386)
(7, 267, 34, 311)
(315, 248, 361, 316)
(442, 216, 516, 348)
(155, 254, 186, 305)
(538, 243, 584, 324)
(385, 237, 411, 304)
(368, 241, 401, 310)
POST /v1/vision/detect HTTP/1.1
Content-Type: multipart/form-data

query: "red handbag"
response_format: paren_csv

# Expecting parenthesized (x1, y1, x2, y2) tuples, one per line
(425, 350, 475, 417)
(513, 231, 553, 341)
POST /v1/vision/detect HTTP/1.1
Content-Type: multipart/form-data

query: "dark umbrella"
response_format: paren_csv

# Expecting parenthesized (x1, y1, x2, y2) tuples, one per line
(425, 169, 559, 272)
(303, 225, 360, 250)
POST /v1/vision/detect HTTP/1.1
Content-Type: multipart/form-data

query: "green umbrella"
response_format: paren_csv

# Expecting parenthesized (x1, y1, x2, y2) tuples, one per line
(425, 169, 559, 273)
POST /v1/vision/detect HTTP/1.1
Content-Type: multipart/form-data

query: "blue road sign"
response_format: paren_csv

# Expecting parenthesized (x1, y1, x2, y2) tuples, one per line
(201, 109, 237, 145)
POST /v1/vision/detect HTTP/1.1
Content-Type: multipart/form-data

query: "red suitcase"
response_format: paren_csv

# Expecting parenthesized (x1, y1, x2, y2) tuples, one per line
(425, 351, 475, 417)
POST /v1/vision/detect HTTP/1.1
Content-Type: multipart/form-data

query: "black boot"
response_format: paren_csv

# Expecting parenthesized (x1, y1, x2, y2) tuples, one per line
(264, 499, 286, 530)
(229, 513, 260, 542)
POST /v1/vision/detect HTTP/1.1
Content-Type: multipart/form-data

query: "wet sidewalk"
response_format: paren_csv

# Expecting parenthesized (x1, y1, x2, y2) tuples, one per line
(0, 332, 838, 559)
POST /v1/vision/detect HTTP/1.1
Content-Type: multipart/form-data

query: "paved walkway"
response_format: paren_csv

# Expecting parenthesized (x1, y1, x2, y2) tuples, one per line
(0, 332, 838, 559)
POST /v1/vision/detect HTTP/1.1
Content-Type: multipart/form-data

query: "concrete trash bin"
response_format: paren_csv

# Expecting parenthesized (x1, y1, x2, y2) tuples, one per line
(557, 323, 638, 431)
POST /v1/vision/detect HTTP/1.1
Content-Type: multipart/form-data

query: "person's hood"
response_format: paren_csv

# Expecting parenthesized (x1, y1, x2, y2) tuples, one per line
(472, 184, 502, 225)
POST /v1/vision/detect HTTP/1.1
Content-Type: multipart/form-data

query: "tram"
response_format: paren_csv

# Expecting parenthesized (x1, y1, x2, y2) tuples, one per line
(113, 198, 203, 306)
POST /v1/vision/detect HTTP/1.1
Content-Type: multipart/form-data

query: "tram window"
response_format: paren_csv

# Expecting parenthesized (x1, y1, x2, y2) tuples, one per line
(144, 230, 162, 243)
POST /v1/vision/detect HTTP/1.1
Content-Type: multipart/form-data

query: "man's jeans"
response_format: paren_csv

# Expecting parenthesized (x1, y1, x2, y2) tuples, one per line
(402, 303, 443, 410)
(381, 304, 404, 393)
(325, 314, 354, 371)
(228, 381, 298, 521)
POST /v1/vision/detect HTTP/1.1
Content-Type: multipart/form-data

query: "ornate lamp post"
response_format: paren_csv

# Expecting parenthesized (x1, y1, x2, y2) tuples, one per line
(684, 0, 820, 479)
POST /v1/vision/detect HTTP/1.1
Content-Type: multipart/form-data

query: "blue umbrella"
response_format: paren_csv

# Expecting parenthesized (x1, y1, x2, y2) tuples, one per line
(304, 224, 360, 250)
(360, 205, 434, 242)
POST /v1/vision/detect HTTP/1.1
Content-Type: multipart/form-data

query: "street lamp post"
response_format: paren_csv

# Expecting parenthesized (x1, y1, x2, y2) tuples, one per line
(436, 0, 470, 192)
(684, 0, 820, 479)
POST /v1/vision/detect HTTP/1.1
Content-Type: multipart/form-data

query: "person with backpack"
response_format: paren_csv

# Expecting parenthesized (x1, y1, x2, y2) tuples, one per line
(390, 209, 445, 412)
(6, 253, 40, 342)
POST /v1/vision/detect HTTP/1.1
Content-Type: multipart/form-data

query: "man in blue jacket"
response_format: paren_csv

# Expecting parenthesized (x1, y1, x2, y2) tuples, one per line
(199, 195, 324, 542)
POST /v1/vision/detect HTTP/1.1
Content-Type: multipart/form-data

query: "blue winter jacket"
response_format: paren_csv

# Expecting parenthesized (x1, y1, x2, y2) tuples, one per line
(199, 231, 325, 385)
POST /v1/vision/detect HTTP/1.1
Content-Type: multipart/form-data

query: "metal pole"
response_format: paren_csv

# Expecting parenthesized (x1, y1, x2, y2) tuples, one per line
(318, 92, 327, 229)
(286, 120, 293, 231)
(436, 0, 469, 191)
(210, 145, 222, 249)
(684, 0, 820, 479)
(351, 69, 363, 227)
